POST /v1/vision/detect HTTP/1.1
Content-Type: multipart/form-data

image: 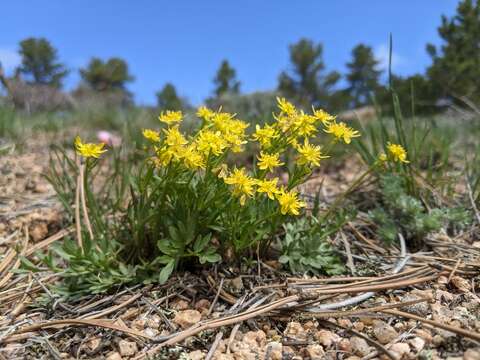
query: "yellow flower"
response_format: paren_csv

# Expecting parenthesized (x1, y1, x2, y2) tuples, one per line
(196, 106, 215, 121)
(292, 112, 318, 137)
(296, 139, 328, 167)
(257, 152, 284, 172)
(215, 116, 249, 152)
(179, 144, 204, 169)
(155, 146, 176, 166)
(256, 178, 280, 200)
(196, 130, 227, 156)
(276, 188, 306, 216)
(74, 136, 107, 158)
(142, 129, 160, 142)
(313, 108, 336, 124)
(224, 168, 256, 205)
(378, 153, 388, 162)
(159, 110, 183, 125)
(163, 126, 188, 149)
(276, 97, 296, 116)
(387, 142, 409, 163)
(252, 124, 279, 148)
(324, 121, 360, 144)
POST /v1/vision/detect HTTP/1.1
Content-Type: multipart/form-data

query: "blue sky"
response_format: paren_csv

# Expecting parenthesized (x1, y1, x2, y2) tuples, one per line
(0, 1, 459, 105)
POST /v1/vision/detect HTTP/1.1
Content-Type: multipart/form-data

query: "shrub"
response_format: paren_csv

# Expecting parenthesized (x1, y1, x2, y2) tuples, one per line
(40, 98, 361, 296)
(369, 173, 471, 245)
(279, 215, 346, 275)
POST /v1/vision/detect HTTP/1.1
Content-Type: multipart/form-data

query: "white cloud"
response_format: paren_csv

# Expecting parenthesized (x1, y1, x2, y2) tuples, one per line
(374, 44, 406, 72)
(0, 47, 21, 74)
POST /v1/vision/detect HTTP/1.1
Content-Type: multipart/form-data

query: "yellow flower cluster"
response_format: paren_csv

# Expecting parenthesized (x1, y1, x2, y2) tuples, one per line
(139, 98, 359, 216)
(74, 136, 107, 158)
(386, 142, 409, 163)
(324, 121, 360, 144)
(378, 142, 409, 164)
(296, 139, 328, 167)
(158, 110, 183, 125)
(251, 98, 359, 173)
(223, 167, 305, 214)
(144, 108, 249, 170)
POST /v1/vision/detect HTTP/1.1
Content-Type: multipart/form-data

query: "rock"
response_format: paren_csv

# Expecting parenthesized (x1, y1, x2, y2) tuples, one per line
(464, 349, 480, 360)
(350, 336, 371, 356)
(338, 338, 352, 353)
(401, 294, 430, 316)
(284, 321, 307, 341)
(195, 299, 211, 314)
(408, 337, 425, 353)
(229, 276, 244, 291)
(188, 350, 205, 360)
(242, 330, 266, 349)
(214, 354, 234, 360)
(144, 327, 158, 337)
(172, 299, 190, 310)
(118, 340, 137, 357)
(146, 315, 161, 329)
(373, 320, 398, 344)
(451, 276, 471, 293)
(432, 334, 444, 346)
(85, 337, 101, 352)
(132, 319, 146, 330)
(436, 290, 455, 302)
(358, 316, 375, 325)
(306, 344, 325, 359)
(106, 352, 122, 360)
(345, 357, 361, 360)
(34, 182, 49, 193)
(438, 275, 449, 285)
(414, 329, 432, 343)
(353, 321, 365, 332)
(266, 341, 282, 360)
(389, 342, 410, 359)
(338, 318, 352, 328)
(314, 329, 340, 348)
(29, 221, 48, 242)
(303, 320, 316, 330)
(283, 346, 295, 357)
(173, 309, 202, 329)
(228, 340, 260, 360)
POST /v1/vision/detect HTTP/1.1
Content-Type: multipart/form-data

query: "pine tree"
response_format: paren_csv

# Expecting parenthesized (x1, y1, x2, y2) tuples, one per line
(345, 44, 382, 108)
(18, 37, 68, 88)
(213, 60, 240, 97)
(156, 83, 185, 110)
(278, 38, 340, 109)
(80, 57, 133, 92)
(427, 0, 480, 101)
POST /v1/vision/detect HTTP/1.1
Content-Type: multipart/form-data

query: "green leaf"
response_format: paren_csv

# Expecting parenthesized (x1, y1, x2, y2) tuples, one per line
(199, 253, 221, 264)
(193, 234, 211, 253)
(159, 259, 175, 284)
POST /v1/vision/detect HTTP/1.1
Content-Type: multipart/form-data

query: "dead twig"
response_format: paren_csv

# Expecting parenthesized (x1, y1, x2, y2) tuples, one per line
(205, 332, 223, 360)
(382, 309, 480, 342)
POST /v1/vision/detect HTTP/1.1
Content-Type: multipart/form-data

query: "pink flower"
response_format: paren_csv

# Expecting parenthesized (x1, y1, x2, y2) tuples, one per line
(96, 131, 121, 147)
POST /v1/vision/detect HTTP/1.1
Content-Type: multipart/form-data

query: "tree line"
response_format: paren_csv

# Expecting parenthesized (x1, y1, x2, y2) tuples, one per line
(2, 0, 479, 115)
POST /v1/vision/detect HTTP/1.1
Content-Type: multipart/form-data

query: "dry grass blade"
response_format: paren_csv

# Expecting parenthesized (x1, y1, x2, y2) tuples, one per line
(2, 318, 153, 342)
(382, 309, 480, 342)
